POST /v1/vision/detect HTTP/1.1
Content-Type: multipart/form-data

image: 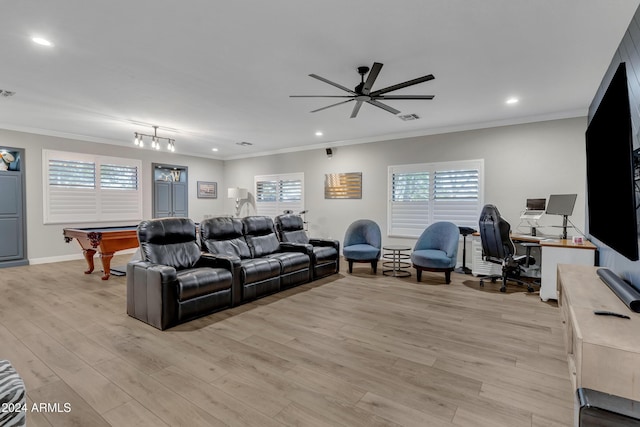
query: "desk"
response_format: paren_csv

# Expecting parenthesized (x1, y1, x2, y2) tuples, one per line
(63, 226, 139, 280)
(382, 245, 412, 277)
(474, 233, 597, 300)
(538, 238, 596, 301)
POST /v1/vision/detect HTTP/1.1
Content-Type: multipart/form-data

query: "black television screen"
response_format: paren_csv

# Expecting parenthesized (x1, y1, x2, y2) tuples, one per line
(585, 62, 639, 261)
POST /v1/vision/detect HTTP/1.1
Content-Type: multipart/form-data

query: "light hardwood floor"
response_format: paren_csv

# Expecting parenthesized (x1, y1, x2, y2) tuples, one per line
(0, 256, 573, 426)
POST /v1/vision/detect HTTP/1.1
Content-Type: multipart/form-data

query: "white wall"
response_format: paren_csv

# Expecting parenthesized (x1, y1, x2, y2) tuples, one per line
(224, 117, 588, 250)
(0, 116, 587, 265)
(0, 129, 226, 262)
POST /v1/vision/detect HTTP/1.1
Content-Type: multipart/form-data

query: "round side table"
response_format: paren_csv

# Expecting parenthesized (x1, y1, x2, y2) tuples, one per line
(382, 245, 412, 277)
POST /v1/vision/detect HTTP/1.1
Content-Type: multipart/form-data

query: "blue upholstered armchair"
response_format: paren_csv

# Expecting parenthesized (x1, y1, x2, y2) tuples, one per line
(411, 221, 459, 284)
(343, 219, 381, 274)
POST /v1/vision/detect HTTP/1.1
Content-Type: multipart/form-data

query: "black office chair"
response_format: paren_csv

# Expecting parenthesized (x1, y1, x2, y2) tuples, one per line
(478, 204, 536, 293)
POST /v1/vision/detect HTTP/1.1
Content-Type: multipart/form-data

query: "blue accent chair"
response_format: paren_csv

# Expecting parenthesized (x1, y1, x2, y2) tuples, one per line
(411, 221, 460, 284)
(343, 219, 382, 274)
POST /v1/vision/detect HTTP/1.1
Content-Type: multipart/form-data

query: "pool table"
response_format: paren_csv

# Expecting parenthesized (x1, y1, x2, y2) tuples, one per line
(63, 225, 139, 280)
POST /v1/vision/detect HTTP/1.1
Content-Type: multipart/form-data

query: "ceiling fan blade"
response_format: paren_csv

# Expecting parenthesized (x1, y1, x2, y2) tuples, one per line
(309, 74, 357, 94)
(370, 74, 435, 96)
(310, 99, 354, 113)
(290, 95, 354, 98)
(376, 95, 435, 100)
(361, 62, 383, 95)
(366, 99, 401, 115)
(350, 101, 364, 118)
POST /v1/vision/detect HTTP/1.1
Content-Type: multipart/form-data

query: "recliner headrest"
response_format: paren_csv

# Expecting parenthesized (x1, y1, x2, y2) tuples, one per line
(243, 216, 275, 236)
(200, 217, 243, 241)
(275, 214, 303, 232)
(137, 218, 196, 244)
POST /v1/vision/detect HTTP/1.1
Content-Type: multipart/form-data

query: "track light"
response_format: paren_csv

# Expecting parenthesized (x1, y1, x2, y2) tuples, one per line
(133, 126, 175, 152)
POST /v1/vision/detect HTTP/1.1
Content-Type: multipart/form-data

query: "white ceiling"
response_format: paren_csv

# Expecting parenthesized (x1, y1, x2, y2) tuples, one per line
(1, 1, 638, 159)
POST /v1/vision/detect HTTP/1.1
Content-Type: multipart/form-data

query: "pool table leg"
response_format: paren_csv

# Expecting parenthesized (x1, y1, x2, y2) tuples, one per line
(83, 249, 96, 274)
(100, 252, 114, 280)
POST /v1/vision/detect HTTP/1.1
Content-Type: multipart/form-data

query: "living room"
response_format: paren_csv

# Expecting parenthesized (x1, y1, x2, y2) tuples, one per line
(2, 1, 640, 426)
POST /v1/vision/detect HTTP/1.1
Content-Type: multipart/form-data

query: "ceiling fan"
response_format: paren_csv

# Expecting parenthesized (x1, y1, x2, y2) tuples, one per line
(290, 62, 435, 118)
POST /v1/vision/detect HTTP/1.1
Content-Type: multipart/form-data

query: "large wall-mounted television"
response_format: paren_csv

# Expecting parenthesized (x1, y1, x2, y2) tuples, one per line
(585, 62, 639, 261)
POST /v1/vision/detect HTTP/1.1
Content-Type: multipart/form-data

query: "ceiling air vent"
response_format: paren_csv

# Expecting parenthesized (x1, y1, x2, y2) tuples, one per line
(236, 141, 253, 146)
(0, 90, 16, 97)
(398, 113, 420, 121)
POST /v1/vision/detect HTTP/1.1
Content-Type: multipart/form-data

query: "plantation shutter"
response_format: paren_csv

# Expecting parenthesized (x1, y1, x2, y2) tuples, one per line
(255, 173, 304, 217)
(99, 163, 142, 221)
(389, 167, 430, 236)
(433, 168, 480, 228)
(388, 160, 483, 237)
(43, 150, 143, 224)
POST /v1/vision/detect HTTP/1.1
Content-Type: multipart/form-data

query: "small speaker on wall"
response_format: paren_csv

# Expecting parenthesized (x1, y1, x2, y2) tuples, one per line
(326, 148, 333, 158)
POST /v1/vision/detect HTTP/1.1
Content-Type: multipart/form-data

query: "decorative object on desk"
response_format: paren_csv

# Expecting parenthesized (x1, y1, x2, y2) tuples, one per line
(228, 187, 248, 217)
(133, 125, 175, 152)
(572, 235, 584, 244)
(197, 181, 217, 199)
(324, 172, 362, 199)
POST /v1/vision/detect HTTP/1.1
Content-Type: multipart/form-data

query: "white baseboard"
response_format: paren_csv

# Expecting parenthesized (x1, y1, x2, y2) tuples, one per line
(29, 248, 138, 265)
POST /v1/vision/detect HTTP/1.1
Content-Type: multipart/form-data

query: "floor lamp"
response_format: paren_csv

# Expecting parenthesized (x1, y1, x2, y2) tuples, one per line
(228, 187, 248, 217)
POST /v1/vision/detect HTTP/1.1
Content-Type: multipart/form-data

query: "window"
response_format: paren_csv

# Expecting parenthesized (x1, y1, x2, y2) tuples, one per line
(43, 150, 143, 224)
(388, 159, 483, 237)
(254, 172, 304, 217)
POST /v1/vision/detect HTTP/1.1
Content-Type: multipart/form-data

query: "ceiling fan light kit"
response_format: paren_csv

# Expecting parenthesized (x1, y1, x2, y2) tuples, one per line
(290, 62, 435, 118)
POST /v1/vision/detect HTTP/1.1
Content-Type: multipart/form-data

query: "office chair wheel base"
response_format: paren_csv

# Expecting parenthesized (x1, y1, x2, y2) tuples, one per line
(499, 286, 506, 293)
(527, 286, 534, 293)
(491, 278, 497, 283)
(479, 280, 484, 287)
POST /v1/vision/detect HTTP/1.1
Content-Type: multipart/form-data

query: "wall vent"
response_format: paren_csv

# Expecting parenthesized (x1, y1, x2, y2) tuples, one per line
(398, 113, 420, 121)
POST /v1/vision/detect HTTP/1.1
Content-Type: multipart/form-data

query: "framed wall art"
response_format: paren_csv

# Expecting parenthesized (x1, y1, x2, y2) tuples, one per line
(197, 181, 217, 199)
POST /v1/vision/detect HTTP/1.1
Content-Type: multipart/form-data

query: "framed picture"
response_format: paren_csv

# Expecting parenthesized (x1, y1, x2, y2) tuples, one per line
(197, 181, 217, 199)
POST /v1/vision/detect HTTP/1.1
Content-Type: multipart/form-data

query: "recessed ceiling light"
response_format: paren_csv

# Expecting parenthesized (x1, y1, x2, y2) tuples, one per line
(506, 97, 519, 105)
(211, 148, 219, 152)
(315, 131, 323, 136)
(32, 37, 54, 47)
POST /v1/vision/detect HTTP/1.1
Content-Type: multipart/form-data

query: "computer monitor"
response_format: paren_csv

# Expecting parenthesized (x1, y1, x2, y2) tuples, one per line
(546, 194, 577, 216)
(526, 198, 546, 211)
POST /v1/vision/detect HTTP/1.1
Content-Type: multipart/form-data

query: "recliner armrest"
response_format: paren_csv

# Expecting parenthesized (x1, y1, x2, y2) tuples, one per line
(309, 238, 340, 250)
(126, 260, 179, 330)
(197, 253, 239, 271)
(280, 242, 313, 254)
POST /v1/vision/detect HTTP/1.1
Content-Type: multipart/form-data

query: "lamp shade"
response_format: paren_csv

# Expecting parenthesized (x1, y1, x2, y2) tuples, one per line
(228, 187, 248, 199)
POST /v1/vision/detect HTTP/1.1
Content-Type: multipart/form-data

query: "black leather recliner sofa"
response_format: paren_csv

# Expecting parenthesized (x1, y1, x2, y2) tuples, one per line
(127, 217, 234, 330)
(275, 214, 340, 280)
(200, 216, 311, 304)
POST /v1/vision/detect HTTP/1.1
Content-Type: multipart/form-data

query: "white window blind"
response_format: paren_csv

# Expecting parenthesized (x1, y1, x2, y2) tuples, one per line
(388, 160, 483, 237)
(255, 173, 304, 217)
(43, 150, 143, 224)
